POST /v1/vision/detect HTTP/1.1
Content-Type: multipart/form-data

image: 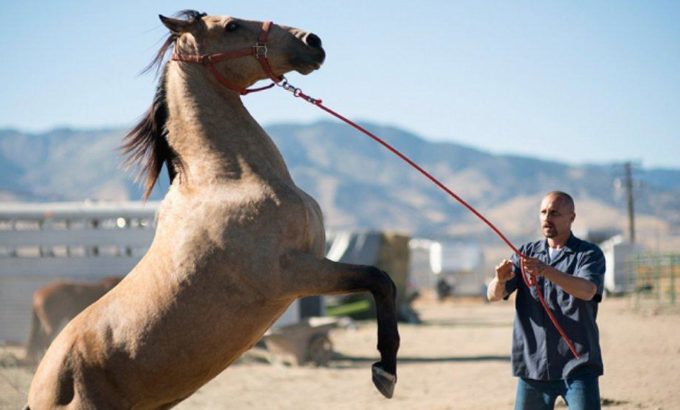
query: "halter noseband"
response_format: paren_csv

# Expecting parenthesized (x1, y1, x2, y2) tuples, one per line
(171, 21, 283, 95)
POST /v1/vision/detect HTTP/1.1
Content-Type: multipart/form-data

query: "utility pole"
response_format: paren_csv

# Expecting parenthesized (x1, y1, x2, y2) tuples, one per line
(624, 161, 636, 244)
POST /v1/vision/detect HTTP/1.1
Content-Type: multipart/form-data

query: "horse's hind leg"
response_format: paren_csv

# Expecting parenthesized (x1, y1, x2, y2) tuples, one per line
(279, 251, 400, 398)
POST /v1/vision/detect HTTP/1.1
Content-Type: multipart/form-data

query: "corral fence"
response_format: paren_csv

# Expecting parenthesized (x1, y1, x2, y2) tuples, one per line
(626, 253, 680, 308)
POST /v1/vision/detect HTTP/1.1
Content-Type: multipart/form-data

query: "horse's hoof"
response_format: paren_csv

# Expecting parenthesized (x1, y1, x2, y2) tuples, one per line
(371, 362, 397, 399)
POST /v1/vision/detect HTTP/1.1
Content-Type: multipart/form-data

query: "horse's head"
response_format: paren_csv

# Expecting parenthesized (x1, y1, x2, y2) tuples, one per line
(159, 10, 325, 91)
(124, 11, 326, 199)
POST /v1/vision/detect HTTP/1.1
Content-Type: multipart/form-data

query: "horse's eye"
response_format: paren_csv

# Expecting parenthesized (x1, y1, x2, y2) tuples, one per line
(225, 21, 239, 32)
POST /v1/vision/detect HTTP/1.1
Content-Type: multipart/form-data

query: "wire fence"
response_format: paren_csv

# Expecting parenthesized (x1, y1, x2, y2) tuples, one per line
(626, 253, 680, 308)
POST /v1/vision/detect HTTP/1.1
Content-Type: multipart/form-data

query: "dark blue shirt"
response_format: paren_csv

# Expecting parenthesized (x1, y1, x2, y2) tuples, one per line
(504, 233, 606, 380)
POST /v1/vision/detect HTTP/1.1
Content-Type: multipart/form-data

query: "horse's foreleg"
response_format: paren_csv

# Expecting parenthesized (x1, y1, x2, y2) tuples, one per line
(25, 309, 45, 362)
(279, 251, 400, 398)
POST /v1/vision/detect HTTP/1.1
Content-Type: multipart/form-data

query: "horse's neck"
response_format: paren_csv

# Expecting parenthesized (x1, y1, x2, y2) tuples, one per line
(165, 65, 292, 186)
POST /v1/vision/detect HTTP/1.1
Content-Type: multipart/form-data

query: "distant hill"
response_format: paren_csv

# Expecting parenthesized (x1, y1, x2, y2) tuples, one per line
(1, 121, 678, 248)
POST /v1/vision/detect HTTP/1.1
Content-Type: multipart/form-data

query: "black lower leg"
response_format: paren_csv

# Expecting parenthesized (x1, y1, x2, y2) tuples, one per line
(352, 266, 400, 374)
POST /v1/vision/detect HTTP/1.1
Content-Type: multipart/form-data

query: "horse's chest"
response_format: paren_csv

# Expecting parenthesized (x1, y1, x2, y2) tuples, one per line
(164, 184, 314, 250)
(214, 187, 306, 228)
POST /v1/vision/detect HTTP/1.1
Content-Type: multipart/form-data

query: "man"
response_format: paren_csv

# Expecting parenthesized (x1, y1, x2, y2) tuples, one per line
(487, 191, 606, 410)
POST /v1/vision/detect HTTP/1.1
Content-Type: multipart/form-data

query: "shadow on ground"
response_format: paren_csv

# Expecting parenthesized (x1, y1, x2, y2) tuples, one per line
(330, 353, 510, 369)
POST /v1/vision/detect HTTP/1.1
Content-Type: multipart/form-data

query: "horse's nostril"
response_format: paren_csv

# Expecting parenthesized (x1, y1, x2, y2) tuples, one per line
(305, 33, 322, 49)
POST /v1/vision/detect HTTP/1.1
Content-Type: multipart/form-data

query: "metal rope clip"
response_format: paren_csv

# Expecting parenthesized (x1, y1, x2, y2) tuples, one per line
(278, 78, 300, 94)
(277, 78, 321, 104)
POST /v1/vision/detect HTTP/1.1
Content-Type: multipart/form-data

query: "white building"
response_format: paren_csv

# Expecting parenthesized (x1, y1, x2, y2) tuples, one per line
(409, 238, 485, 297)
(600, 235, 642, 294)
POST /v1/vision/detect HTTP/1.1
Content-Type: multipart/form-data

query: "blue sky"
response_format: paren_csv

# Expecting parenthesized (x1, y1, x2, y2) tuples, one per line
(1, 1, 678, 169)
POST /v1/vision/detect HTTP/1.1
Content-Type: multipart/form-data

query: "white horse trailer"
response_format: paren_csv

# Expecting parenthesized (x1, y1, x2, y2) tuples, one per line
(0, 201, 306, 345)
(0, 201, 158, 344)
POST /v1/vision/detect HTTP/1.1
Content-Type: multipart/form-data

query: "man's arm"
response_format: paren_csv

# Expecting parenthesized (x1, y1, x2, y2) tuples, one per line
(487, 259, 515, 302)
(487, 277, 507, 302)
(522, 257, 597, 301)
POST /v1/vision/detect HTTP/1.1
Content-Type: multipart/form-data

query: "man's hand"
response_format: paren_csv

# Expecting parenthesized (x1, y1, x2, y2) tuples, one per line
(520, 256, 598, 301)
(488, 259, 515, 302)
(520, 256, 546, 277)
(495, 259, 515, 283)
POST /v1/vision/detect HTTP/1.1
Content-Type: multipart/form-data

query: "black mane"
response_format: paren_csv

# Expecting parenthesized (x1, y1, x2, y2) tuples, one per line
(121, 10, 205, 199)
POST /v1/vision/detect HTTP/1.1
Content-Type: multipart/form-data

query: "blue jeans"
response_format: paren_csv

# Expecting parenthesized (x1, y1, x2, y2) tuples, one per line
(514, 374, 601, 410)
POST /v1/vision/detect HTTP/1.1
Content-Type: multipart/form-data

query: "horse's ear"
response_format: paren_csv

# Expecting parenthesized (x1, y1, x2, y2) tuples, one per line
(159, 15, 193, 34)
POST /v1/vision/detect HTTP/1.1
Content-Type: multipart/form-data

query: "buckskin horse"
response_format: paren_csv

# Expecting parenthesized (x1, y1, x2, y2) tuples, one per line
(27, 10, 399, 408)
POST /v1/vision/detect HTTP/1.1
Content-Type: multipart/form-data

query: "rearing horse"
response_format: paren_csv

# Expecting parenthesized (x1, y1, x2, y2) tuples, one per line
(27, 10, 399, 409)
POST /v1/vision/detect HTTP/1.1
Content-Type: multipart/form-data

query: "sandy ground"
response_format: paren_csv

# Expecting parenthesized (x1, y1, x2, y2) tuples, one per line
(1, 295, 679, 410)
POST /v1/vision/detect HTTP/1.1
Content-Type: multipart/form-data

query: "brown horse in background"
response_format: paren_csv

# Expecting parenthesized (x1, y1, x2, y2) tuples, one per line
(27, 10, 399, 409)
(25, 277, 122, 363)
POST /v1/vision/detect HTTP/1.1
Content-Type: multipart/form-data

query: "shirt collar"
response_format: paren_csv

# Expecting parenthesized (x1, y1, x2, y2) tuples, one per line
(564, 232, 580, 254)
(542, 232, 579, 254)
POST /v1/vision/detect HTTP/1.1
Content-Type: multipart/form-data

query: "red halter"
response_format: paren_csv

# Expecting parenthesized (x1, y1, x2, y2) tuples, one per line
(171, 21, 283, 95)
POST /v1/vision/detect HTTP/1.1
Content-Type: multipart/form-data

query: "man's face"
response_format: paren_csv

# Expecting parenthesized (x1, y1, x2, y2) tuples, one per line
(540, 195, 575, 239)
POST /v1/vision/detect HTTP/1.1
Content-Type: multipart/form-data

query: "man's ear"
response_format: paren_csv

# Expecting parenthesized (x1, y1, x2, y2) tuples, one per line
(571, 213, 576, 223)
(159, 15, 194, 34)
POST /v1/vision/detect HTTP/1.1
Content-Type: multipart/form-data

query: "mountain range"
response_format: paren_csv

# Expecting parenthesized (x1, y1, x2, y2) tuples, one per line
(1, 121, 678, 251)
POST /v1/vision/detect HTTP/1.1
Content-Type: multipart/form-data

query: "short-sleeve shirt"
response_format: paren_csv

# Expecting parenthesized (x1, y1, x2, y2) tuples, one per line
(504, 233, 606, 380)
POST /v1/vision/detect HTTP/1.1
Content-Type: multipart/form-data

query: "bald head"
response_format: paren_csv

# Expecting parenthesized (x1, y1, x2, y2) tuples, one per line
(544, 191, 575, 214)
(540, 191, 576, 243)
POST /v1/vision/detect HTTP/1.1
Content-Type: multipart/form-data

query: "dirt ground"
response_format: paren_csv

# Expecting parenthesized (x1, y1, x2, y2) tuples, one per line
(1, 295, 678, 409)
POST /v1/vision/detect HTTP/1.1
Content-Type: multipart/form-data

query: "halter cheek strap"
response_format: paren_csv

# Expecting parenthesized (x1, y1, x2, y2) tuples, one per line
(171, 21, 283, 95)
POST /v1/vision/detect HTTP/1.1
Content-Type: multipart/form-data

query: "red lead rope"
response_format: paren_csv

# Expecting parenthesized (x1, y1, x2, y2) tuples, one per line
(276, 79, 580, 359)
(167, 27, 575, 357)
(171, 22, 580, 357)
